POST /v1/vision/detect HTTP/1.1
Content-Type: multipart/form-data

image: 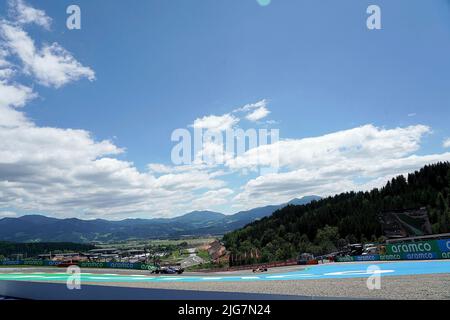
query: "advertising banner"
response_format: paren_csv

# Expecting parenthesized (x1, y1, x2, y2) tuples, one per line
(0, 259, 157, 270)
(386, 240, 439, 255)
(378, 254, 402, 261)
(353, 255, 380, 261)
(402, 252, 438, 260)
(22, 259, 44, 266)
(437, 239, 450, 253)
(78, 261, 108, 268)
(336, 238, 450, 263)
(0, 260, 23, 265)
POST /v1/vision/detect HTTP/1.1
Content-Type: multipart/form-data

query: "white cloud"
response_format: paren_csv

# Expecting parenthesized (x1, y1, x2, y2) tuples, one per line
(246, 106, 270, 122)
(227, 124, 431, 170)
(0, 114, 228, 218)
(191, 113, 239, 132)
(233, 99, 267, 113)
(0, 23, 95, 88)
(0, 4, 228, 219)
(0, 211, 18, 218)
(0, 81, 35, 110)
(444, 138, 450, 148)
(234, 99, 271, 122)
(191, 188, 234, 210)
(148, 163, 174, 174)
(8, 0, 52, 30)
(230, 124, 450, 209)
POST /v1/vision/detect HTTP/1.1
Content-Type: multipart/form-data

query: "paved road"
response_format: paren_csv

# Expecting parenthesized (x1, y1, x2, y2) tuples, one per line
(0, 260, 448, 283)
(1, 261, 449, 299)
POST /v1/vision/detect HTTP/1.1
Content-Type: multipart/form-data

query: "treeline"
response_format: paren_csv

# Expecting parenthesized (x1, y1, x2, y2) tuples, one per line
(223, 162, 450, 264)
(0, 242, 96, 259)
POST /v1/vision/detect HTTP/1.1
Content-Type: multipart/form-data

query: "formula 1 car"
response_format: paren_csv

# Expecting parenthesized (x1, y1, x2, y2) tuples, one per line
(252, 266, 268, 273)
(151, 266, 185, 275)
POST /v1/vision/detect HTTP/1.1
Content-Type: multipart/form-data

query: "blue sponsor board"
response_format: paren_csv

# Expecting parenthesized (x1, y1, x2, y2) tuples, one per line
(0, 260, 23, 265)
(45, 260, 62, 266)
(353, 255, 380, 261)
(106, 262, 137, 269)
(437, 239, 450, 253)
(403, 252, 438, 260)
(379, 254, 402, 261)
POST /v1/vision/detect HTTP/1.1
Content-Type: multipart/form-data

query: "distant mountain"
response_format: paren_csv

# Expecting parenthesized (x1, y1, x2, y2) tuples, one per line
(171, 211, 225, 224)
(287, 196, 322, 206)
(0, 196, 320, 243)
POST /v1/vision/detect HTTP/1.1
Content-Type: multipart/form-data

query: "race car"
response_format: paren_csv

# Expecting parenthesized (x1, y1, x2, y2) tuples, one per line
(151, 266, 185, 275)
(252, 266, 268, 273)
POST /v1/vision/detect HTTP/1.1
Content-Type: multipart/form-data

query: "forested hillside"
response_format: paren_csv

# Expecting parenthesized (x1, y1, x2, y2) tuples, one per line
(223, 162, 450, 264)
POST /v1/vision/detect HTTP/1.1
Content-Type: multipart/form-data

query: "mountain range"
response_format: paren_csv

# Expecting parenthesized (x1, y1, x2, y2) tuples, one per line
(0, 196, 321, 243)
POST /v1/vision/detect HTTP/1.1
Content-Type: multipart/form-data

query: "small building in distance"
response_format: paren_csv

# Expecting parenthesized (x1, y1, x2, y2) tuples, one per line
(207, 240, 227, 263)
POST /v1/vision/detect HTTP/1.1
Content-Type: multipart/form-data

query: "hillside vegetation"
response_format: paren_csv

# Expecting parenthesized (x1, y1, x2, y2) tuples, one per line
(223, 162, 450, 264)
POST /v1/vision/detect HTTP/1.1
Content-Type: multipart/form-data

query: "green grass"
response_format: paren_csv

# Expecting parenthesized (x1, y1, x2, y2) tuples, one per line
(197, 249, 211, 261)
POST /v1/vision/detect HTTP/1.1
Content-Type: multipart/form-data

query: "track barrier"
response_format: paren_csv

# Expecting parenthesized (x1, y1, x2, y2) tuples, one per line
(336, 238, 450, 262)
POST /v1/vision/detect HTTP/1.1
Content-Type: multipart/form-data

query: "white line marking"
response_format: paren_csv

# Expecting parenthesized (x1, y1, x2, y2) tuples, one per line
(241, 276, 260, 279)
(202, 277, 222, 280)
(324, 270, 394, 276)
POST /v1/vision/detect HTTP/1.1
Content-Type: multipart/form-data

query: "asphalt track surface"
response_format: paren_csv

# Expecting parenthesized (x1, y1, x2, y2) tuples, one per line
(0, 260, 449, 283)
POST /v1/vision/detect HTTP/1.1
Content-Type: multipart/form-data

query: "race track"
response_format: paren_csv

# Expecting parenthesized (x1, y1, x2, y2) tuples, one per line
(1, 260, 449, 283)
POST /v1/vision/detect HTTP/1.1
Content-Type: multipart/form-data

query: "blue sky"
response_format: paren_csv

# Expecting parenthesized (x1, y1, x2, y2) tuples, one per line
(0, 0, 450, 219)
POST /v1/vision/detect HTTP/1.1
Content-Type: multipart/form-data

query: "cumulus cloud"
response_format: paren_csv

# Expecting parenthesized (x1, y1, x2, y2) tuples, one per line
(444, 138, 450, 148)
(227, 125, 431, 170)
(191, 188, 234, 210)
(0, 2, 228, 219)
(246, 105, 270, 122)
(0, 23, 95, 88)
(0, 81, 35, 110)
(233, 99, 267, 113)
(0, 211, 18, 217)
(8, 0, 52, 30)
(231, 125, 450, 209)
(0, 115, 228, 218)
(234, 99, 271, 122)
(191, 113, 239, 132)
